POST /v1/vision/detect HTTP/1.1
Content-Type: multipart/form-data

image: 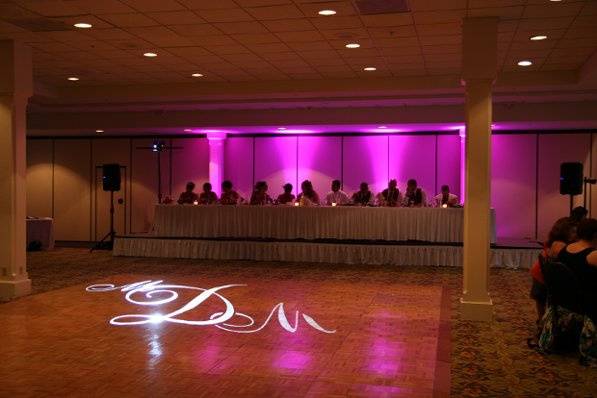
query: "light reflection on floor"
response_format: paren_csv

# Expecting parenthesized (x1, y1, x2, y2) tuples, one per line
(0, 273, 449, 397)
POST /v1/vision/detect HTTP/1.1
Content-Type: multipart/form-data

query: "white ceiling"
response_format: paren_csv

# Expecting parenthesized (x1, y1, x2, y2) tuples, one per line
(0, 0, 595, 88)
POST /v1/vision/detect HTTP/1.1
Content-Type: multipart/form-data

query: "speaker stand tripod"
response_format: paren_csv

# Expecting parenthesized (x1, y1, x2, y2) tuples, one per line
(90, 190, 116, 252)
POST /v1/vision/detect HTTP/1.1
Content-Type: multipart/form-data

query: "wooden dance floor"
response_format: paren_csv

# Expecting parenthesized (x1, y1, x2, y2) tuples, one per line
(0, 272, 450, 397)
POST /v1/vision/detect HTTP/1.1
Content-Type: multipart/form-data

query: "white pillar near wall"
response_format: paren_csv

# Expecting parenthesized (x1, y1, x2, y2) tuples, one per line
(207, 132, 226, 196)
(460, 17, 498, 321)
(0, 40, 33, 301)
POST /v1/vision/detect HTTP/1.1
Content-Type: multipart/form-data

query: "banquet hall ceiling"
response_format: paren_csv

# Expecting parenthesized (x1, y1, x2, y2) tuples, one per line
(0, 0, 595, 91)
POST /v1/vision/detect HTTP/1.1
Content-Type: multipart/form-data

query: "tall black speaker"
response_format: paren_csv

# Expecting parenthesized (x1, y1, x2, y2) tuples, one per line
(102, 164, 121, 192)
(560, 162, 583, 195)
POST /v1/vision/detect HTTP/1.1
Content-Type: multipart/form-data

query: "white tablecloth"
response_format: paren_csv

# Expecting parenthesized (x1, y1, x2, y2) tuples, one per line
(115, 238, 533, 268)
(26, 218, 55, 250)
(152, 205, 496, 243)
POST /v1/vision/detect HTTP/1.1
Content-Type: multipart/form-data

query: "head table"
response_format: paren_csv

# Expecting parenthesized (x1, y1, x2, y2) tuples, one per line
(152, 205, 496, 244)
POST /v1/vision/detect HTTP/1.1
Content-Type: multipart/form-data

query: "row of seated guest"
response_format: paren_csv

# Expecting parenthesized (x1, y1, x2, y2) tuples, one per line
(530, 206, 588, 326)
(527, 207, 597, 364)
(176, 179, 459, 207)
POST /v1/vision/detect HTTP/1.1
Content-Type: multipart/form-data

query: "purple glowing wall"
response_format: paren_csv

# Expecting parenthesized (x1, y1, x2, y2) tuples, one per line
(537, 133, 591, 240)
(342, 136, 389, 194)
(171, 138, 210, 199)
(389, 135, 436, 199)
(436, 135, 461, 198)
(224, 137, 253, 200)
(254, 136, 298, 197)
(297, 136, 342, 198)
(491, 135, 537, 240)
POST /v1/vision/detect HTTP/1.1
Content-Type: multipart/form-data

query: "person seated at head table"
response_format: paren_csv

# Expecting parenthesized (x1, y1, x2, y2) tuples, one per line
(250, 181, 273, 205)
(433, 185, 459, 208)
(297, 179, 320, 206)
(177, 181, 199, 204)
(402, 179, 427, 207)
(198, 182, 218, 205)
(325, 179, 350, 206)
(276, 183, 295, 205)
(379, 179, 402, 207)
(220, 180, 242, 205)
(352, 182, 374, 206)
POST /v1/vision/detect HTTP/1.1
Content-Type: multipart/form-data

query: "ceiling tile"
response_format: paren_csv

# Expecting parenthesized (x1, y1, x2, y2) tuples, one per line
(101, 13, 160, 28)
(416, 22, 460, 36)
(68, 0, 135, 14)
(467, 6, 524, 19)
(286, 41, 332, 51)
(297, 1, 356, 17)
(250, 42, 292, 53)
(419, 34, 461, 46)
(246, 4, 304, 20)
(261, 51, 303, 61)
(235, 0, 293, 6)
(368, 26, 417, 38)
(523, 3, 583, 18)
(121, 0, 186, 12)
(373, 36, 420, 48)
(126, 26, 196, 47)
(310, 16, 363, 30)
(178, 0, 239, 9)
(197, 8, 255, 23)
(232, 33, 281, 44)
(209, 44, 253, 55)
(361, 13, 413, 28)
(16, 0, 85, 16)
(413, 10, 465, 25)
(518, 17, 574, 31)
(214, 21, 268, 34)
(169, 24, 222, 36)
(187, 35, 238, 46)
(261, 18, 314, 32)
(275, 30, 324, 43)
(319, 28, 370, 41)
(410, 0, 467, 11)
(146, 11, 205, 25)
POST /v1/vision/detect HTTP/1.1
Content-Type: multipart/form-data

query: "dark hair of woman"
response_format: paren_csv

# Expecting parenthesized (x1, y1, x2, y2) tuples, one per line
(576, 218, 597, 242)
(547, 217, 575, 246)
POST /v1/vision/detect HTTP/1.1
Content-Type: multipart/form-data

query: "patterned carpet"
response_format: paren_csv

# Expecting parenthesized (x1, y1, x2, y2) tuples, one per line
(19, 249, 597, 396)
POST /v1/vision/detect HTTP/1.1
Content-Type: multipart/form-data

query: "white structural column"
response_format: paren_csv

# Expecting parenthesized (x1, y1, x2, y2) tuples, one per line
(207, 132, 226, 196)
(460, 18, 498, 321)
(0, 40, 33, 301)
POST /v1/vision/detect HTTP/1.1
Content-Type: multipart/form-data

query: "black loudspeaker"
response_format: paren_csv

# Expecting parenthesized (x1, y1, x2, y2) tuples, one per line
(102, 164, 121, 192)
(560, 162, 583, 195)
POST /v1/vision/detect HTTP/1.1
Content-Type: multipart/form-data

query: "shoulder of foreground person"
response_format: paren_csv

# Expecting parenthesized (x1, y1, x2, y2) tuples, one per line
(548, 240, 567, 257)
(586, 250, 597, 267)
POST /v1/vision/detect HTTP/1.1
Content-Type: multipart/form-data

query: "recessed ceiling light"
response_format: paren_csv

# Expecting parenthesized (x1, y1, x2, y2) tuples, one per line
(277, 127, 287, 131)
(95, 129, 104, 133)
(530, 35, 547, 41)
(184, 129, 192, 132)
(378, 126, 387, 129)
(191, 73, 204, 77)
(67, 77, 79, 81)
(318, 9, 336, 16)
(74, 22, 92, 29)
(517, 60, 533, 66)
(363, 67, 377, 71)
(345, 43, 360, 49)
(549, 0, 562, 2)
(143, 52, 157, 57)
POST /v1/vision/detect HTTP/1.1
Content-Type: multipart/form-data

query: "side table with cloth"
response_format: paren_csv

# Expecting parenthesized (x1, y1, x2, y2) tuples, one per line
(26, 217, 55, 250)
(152, 205, 496, 243)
